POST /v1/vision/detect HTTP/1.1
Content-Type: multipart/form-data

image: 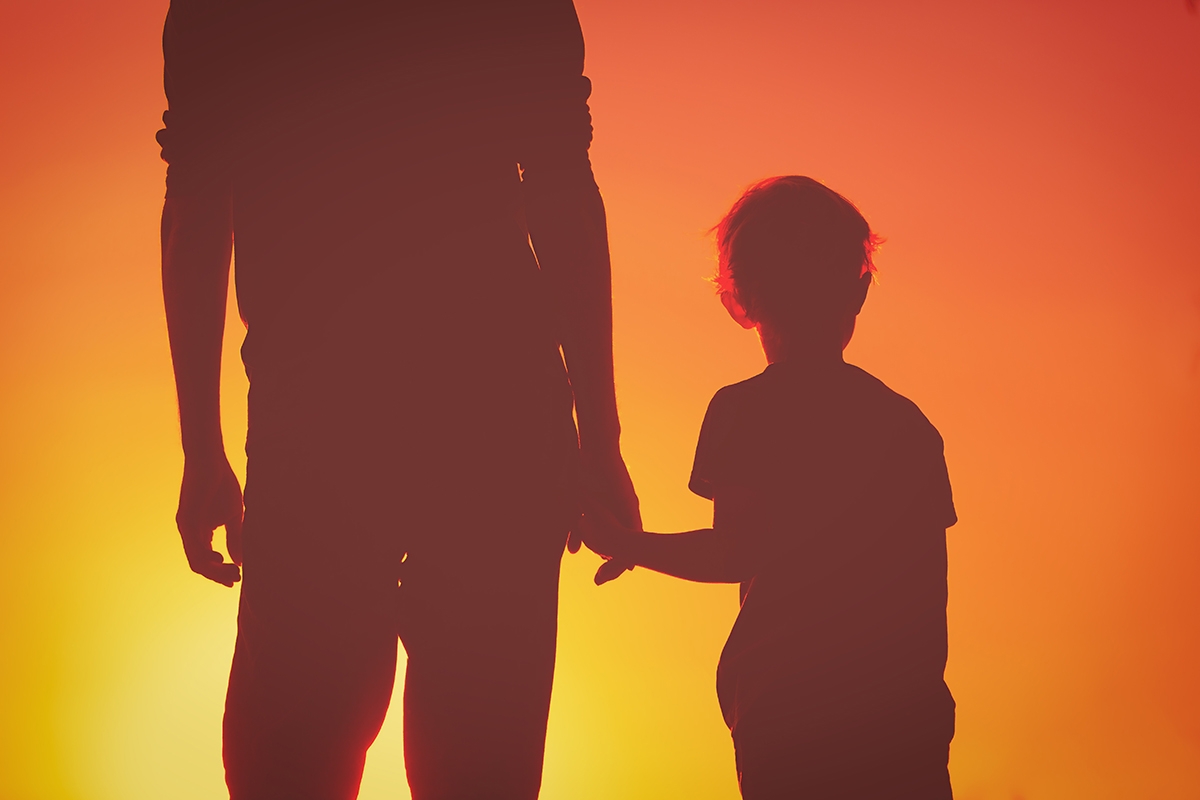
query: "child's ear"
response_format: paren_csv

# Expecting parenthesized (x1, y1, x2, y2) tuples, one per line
(849, 272, 872, 315)
(720, 291, 757, 329)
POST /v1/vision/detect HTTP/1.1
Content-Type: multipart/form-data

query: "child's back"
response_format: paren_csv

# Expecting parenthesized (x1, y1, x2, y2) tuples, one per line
(580, 175, 957, 798)
(691, 359, 956, 797)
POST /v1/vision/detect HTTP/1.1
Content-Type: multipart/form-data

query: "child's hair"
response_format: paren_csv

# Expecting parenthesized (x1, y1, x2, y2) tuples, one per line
(714, 176, 880, 329)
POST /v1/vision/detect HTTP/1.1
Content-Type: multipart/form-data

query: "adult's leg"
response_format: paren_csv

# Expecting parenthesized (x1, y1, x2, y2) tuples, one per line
(223, 450, 403, 800)
(377, 262, 579, 798)
(399, 497, 568, 800)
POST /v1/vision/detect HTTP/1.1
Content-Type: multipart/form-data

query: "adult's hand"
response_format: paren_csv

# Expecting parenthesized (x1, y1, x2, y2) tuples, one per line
(571, 447, 640, 584)
(176, 454, 244, 587)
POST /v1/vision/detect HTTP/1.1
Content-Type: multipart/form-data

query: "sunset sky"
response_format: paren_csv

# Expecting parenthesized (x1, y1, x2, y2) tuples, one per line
(1, 1, 1198, 798)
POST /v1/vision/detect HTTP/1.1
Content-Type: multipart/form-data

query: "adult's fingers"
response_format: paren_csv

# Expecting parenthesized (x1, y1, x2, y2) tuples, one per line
(566, 528, 583, 554)
(179, 523, 241, 587)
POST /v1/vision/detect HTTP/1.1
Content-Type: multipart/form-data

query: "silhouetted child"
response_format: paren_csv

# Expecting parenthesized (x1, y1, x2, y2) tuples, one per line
(581, 176, 957, 799)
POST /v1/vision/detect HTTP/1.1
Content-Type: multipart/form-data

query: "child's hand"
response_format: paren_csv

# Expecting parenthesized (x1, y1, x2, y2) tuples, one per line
(592, 559, 627, 585)
(579, 499, 638, 585)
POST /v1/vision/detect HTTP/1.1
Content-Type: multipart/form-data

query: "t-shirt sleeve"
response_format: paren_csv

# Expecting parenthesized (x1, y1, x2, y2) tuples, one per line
(928, 428, 958, 529)
(156, 0, 233, 198)
(505, 0, 593, 175)
(885, 415, 958, 531)
(838, 405, 957, 540)
(689, 388, 734, 500)
(506, 1, 607, 311)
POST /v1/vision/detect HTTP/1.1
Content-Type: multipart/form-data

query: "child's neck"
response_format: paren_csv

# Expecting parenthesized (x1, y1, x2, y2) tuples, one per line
(757, 322, 847, 369)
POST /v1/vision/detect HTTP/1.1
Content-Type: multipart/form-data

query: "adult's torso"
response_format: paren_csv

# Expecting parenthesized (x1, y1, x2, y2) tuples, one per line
(162, 0, 586, 466)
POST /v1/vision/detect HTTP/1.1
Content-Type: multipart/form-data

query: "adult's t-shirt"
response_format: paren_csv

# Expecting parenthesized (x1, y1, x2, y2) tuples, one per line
(689, 360, 957, 742)
(157, 0, 597, 470)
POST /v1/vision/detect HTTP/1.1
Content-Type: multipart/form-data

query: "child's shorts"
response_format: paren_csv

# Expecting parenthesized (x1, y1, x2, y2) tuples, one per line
(732, 694, 954, 800)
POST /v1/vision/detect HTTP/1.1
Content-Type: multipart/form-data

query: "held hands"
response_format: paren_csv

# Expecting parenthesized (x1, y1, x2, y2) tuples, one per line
(176, 453, 244, 587)
(569, 447, 641, 585)
(578, 495, 641, 584)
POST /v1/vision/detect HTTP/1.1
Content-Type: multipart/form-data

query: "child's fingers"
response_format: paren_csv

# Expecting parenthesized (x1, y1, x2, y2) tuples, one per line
(594, 557, 633, 586)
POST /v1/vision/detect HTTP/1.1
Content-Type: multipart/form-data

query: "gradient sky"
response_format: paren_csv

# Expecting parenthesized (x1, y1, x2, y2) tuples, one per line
(1, 1, 1198, 799)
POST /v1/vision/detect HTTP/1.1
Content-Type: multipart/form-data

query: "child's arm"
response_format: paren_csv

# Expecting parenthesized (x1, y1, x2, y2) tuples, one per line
(580, 493, 756, 585)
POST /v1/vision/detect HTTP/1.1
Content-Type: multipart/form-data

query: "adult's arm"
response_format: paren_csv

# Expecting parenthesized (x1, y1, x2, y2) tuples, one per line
(524, 126, 641, 574)
(516, 1, 641, 557)
(159, 1, 243, 587)
(521, 139, 633, 479)
(162, 193, 243, 587)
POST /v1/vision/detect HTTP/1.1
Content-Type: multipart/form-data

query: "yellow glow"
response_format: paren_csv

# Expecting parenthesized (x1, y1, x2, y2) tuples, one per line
(2, 1, 1199, 798)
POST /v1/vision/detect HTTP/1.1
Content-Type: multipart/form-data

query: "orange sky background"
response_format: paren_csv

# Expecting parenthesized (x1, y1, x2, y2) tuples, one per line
(1, 1, 1198, 798)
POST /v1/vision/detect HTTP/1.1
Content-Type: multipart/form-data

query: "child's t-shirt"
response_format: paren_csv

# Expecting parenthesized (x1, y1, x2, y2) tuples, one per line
(689, 360, 957, 741)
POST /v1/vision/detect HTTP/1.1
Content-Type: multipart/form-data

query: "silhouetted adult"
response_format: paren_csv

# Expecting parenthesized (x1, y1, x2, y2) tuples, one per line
(158, 2, 638, 797)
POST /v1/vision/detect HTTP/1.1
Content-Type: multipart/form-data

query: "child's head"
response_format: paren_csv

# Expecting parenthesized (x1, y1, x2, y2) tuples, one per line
(714, 176, 879, 353)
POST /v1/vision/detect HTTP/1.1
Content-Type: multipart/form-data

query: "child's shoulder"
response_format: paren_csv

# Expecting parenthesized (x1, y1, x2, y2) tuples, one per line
(705, 368, 772, 406)
(706, 362, 943, 444)
(842, 363, 946, 448)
